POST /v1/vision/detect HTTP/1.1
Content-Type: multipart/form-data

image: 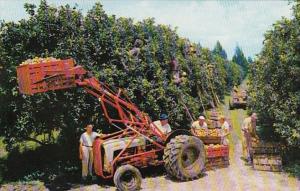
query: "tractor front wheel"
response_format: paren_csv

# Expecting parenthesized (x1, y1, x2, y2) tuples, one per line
(114, 165, 142, 191)
(163, 135, 205, 181)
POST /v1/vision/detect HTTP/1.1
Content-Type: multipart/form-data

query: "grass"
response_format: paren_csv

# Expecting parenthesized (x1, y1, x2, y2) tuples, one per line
(0, 130, 61, 184)
(229, 110, 243, 139)
(224, 96, 244, 137)
(0, 130, 61, 157)
(0, 142, 81, 189)
(220, 95, 247, 158)
(0, 137, 8, 158)
(0, 138, 7, 183)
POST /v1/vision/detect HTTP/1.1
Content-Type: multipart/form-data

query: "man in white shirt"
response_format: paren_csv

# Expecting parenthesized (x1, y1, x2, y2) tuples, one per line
(151, 114, 172, 137)
(79, 124, 101, 182)
(219, 115, 230, 145)
(191, 116, 208, 134)
(242, 113, 258, 164)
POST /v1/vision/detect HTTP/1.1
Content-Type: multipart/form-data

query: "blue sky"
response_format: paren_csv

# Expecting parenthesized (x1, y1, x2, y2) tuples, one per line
(0, 0, 293, 58)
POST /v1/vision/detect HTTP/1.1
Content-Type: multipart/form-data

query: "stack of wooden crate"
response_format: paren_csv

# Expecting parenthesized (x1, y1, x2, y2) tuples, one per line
(253, 155, 282, 171)
(205, 144, 230, 170)
(206, 157, 230, 170)
(208, 109, 221, 128)
(251, 141, 282, 172)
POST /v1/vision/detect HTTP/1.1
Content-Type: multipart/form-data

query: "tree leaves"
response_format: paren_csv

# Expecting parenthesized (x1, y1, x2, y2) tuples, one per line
(248, 2, 300, 147)
(0, 1, 242, 151)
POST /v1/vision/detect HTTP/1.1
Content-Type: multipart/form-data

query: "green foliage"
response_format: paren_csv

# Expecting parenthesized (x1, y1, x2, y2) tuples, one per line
(248, 2, 300, 147)
(247, 56, 253, 64)
(285, 162, 300, 178)
(0, 144, 80, 186)
(232, 46, 249, 78)
(212, 42, 243, 89)
(226, 61, 243, 89)
(212, 41, 227, 59)
(0, 1, 242, 153)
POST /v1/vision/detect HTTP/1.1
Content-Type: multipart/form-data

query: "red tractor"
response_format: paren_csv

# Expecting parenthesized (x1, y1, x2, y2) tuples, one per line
(17, 58, 206, 191)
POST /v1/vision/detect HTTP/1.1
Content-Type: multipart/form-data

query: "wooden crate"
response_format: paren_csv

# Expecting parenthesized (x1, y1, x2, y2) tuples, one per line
(253, 154, 282, 172)
(199, 136, 222, 144)
(251, 141, 281, 155)
(253, 164, 282, 172)
(193, 129, 222, 144)
(17, 59, 76, 95)
(206, 156, 229, 170)
(206, 145, 229, 158)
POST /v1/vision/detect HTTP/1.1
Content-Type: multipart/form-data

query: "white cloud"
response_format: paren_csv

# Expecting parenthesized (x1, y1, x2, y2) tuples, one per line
(101, 0, 293, 58)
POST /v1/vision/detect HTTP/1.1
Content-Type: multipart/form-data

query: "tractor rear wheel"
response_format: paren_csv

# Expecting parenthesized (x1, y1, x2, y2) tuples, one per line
(114, 165, 142, 191)
(163, 135, 205, 181)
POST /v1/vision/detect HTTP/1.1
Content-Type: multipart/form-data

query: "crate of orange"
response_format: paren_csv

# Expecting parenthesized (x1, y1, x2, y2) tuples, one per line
(205, 144, 229, 158)
(206, 146, 220, 158)
(219, 145, 229, 156)
(193, 129, 222, 144)
(17, 57, 76, 95)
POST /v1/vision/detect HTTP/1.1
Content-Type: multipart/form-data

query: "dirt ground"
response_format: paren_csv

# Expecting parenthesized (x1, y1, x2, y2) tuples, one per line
(68, 96, 300, 191)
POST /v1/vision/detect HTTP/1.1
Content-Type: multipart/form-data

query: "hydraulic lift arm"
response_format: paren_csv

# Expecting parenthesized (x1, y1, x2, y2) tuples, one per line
(17, 59, 166, 141)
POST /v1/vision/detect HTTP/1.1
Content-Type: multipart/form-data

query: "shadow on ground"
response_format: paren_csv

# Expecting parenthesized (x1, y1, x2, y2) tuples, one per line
(0, 143, 85, 190)
(0, 144, 188, 190)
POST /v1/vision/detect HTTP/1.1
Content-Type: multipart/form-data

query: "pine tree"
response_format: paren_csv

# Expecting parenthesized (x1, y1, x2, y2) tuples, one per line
(232, 46, 248, 77)
(212, 41, 227, 59)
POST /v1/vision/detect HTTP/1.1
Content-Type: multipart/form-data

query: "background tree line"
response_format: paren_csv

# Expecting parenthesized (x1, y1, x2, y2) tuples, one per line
(0, 0, 247, 150)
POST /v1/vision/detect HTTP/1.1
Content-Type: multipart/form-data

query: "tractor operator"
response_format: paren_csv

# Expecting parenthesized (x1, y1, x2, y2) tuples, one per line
(150, 113, 172, 137)
(79, 124, 103, 182)
(191, 115, 208, 134)
(219, 115, 230, 145)
(241, 113, 259, 164)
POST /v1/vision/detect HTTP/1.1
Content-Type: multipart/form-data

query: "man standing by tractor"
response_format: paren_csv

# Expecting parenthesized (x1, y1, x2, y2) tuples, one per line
(191, 116, 208, 134)
(241, 113, 259, 164)
(79, 124, 102, 182)
(219, 115, 230, 145)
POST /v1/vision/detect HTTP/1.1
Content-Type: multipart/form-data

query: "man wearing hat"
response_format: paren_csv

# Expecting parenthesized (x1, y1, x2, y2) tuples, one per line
(151, 114, 172, 136)
(191, 116, 208, 134)
(79, 124, 103, 182)
(219, 115, 230, 145)
(241, 113, 259, 164)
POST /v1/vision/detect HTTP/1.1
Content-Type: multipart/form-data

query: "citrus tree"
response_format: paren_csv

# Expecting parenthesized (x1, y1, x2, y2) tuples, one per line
(248, 2, 300, 147)
(0, 1, 243, 152)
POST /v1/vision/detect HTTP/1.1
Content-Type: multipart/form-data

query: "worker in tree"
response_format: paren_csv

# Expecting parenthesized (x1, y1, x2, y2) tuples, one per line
(150, 114, 172, 136)
(169, 58, 179, 72)
(170, 59, 181, 85)
(241, 113, 259, 164)
(79, 124, 102, 182)
(129, 39, 143, 57)
(191, 116, 208, 134)
(219, 115, 230, 145)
